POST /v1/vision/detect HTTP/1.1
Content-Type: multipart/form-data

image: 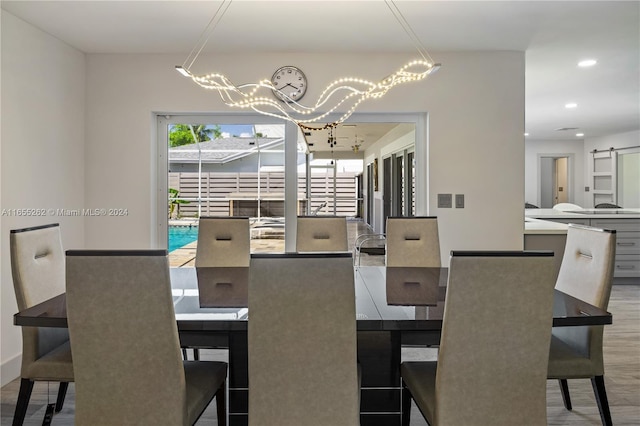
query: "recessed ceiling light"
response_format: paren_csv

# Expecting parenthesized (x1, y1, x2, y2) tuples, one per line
(578, 59, 597, 67)
(565, 103, 578, 109)
(576, 133, 585, 137)
(524, 133, 529, 136)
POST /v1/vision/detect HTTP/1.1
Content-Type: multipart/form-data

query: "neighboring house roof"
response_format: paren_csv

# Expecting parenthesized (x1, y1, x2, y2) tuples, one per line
(169, 137, 283, 164)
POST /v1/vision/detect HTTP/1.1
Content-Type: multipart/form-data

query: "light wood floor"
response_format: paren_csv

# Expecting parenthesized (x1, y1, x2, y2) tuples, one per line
(2, 219, 638, 425)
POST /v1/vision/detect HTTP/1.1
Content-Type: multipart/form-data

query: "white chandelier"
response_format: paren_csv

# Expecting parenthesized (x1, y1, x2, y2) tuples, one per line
(176, 0, 440, 131)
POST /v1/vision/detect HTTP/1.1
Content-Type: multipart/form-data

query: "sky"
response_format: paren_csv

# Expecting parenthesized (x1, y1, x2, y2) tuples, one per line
(219, 124, 254, 138)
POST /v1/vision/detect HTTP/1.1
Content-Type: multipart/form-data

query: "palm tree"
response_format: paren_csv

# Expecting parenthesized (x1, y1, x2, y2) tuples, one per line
(169, 124, 222, 147)
(168, 188, 190, 219)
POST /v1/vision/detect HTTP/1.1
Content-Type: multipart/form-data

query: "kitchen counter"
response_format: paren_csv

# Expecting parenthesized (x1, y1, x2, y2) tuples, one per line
(524, 217, 569, 235)
(526, 208, 640, 220)
(524, 218, 569, 278)
(525, 208, 640, 279)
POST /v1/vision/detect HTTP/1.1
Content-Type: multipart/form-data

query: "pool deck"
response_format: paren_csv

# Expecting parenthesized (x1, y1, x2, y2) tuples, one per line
(169, 238, 285, 267)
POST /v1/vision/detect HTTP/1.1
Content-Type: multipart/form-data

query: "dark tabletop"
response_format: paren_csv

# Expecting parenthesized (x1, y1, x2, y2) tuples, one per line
(14, 266, 612, 330)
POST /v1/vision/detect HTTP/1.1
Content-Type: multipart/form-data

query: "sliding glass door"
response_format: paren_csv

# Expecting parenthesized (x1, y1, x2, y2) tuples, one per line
(157, 115, 299, 265)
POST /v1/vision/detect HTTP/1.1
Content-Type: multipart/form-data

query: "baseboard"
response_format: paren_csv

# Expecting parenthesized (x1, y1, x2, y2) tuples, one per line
(1, 353, 21, 387)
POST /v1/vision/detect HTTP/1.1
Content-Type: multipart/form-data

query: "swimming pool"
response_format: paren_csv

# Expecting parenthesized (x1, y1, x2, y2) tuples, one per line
(168, 226, 198, 252)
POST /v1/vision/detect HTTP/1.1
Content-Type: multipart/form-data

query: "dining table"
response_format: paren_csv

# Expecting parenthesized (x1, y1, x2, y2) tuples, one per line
(14, 265, 612, 426)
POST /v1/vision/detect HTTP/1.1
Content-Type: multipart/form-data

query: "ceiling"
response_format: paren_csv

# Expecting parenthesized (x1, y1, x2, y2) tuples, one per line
(3, 0, 638, 147)
(304, 123, 399, 154)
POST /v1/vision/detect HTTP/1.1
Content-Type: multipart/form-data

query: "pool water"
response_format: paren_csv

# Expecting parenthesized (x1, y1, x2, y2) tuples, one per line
(169, 226, 198, 252)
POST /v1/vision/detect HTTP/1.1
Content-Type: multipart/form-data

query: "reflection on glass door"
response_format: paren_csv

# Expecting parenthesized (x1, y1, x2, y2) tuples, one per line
(383, 157, 392, 232)
(409, 151, 415, 215)
(299, 158, 361, 217)
(366, 162, 374, 226)
(384, 150, 416, 224)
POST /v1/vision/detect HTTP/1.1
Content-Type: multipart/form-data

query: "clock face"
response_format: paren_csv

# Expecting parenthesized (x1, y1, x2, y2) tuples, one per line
(271, 66, 307, 102)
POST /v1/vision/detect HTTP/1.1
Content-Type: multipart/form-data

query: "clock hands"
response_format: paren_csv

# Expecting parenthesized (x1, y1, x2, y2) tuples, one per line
(275, 83, 302, 100)
(270, 66, 307, 102)
(277, 82, 299, 91)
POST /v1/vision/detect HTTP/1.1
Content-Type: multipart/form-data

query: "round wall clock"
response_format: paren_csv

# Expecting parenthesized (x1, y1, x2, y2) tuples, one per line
(271, 66, 307, 102)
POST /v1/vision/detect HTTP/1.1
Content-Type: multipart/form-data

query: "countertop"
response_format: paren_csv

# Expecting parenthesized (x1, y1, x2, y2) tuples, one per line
(524, 218, 569, 235)
(526, 208, 640, 220)
(524, 208, 640, 235)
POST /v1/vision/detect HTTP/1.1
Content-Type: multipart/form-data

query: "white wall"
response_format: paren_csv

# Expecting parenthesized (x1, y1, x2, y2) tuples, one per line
(1, 12, 86, 384)
(525, 139, 585, 207)
(1, 15, 526, 382)
(524, 130, 639, 209)
(84, 50, 525, 260)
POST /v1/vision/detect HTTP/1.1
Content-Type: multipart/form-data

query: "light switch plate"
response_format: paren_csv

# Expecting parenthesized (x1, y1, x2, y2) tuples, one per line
(455, 194, 464, 208)
(438, 194, 452, 208)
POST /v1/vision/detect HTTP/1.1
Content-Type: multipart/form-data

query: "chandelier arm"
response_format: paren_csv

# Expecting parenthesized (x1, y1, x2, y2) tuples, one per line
(183, 0, 233, 71)
(179, 0, 438, 129)
(384, 0, 433, 64)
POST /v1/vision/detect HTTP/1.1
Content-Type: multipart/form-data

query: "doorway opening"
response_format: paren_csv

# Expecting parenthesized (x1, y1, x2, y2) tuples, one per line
(156, 112, 429, 258)
(539, 155, 572, 208)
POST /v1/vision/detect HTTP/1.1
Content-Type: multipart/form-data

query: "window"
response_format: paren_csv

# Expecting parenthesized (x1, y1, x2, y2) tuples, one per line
(158, 115, 294, 265)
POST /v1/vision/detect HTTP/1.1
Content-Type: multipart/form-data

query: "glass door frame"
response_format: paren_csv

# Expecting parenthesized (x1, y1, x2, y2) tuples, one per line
(155, 113, 299, 252)
(154, 112, 428, 247)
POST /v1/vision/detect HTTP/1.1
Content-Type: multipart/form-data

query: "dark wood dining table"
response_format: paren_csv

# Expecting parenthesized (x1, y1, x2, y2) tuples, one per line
(14, 266, 612, 426)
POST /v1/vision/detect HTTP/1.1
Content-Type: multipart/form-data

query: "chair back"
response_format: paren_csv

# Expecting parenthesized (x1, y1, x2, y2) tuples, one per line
(386, 217, 441, 267)
(296, 216, 348, 252)
(195, 217, 250, 307)
(10, 223, 65, 310)
(436, 250, 556, 425)
(553, 225, 616, 374)
(66, 250, 188, 425)
(556, 225, 616, 309)
(10, 223, 70, 375)
(552, 203, 583, 211)
(594, 203, 621, 209)
(248, 252, 359, 426)
(195, 217, 250, 267)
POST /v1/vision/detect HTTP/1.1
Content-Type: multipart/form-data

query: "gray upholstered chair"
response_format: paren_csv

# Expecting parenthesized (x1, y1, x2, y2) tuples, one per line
(401, 250, 556, 426)
(10, 223, 73, 426)
(296, 216, 348, 252)
(65, 250, 227, 426)
(195, 216, 250, 307)
(548, 224, 617, 426)
(248, 252, 360, 426)
(386, 217, 441, 268)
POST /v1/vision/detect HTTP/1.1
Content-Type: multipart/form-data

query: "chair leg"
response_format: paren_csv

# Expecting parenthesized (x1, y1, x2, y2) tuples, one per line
(55, 382, 69, 412)
(402, 381, 412, 426)
(13, 378, 34, 426)
(591, 376, 613, 426)
(216, 380, 226, 426)
(193, 348, 200, 361)
(558, 379, 572, 410)
(182, 348, 188, 359)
